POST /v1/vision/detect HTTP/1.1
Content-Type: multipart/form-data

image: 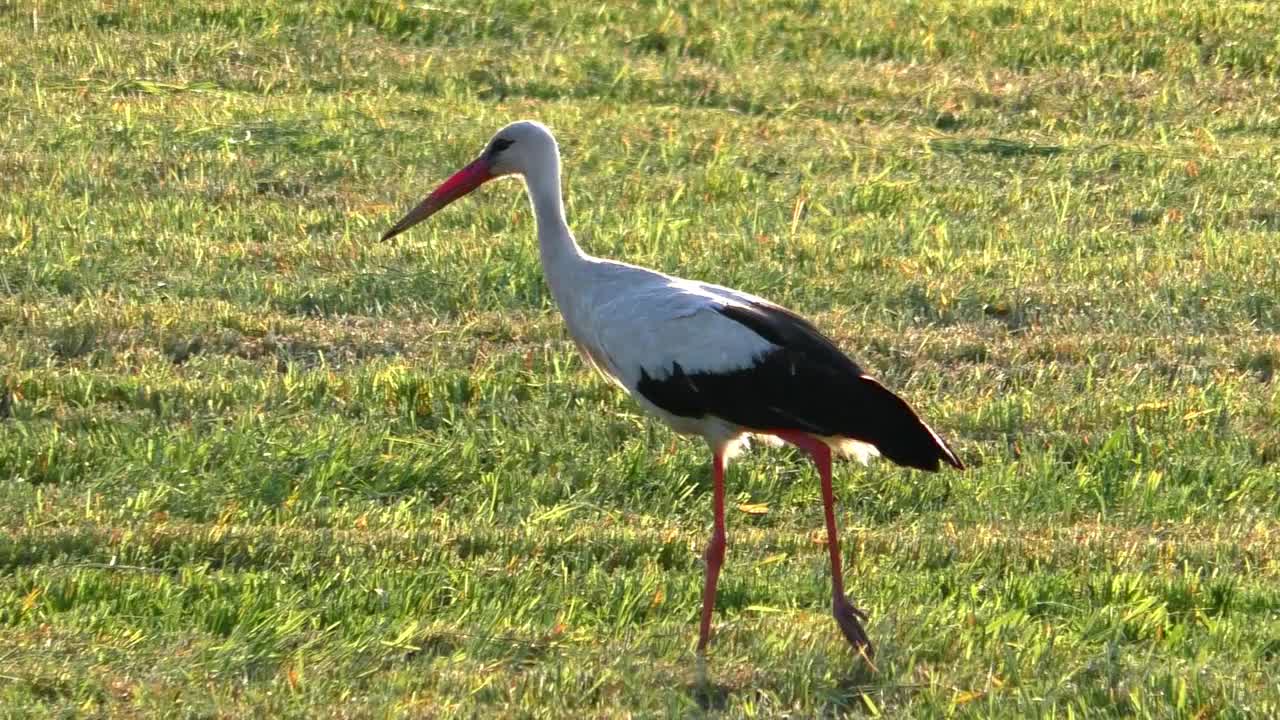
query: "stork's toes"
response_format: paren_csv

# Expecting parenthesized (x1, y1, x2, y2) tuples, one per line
(833, 598, 874, 659)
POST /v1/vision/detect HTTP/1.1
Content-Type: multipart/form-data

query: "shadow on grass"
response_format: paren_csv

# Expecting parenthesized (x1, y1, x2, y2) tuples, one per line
(833, 658, 882, 694)
(929, 137, 1064, 157)
(687, 680, 732, 712)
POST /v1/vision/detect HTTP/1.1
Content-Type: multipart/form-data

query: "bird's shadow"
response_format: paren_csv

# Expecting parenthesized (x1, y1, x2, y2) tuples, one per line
(833, 659, 880, 693)
(684, 655, 880, 713)
(687, 680, 732, 711)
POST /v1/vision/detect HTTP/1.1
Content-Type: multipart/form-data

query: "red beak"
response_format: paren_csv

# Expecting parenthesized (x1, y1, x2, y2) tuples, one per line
(381, 157, 495, 241)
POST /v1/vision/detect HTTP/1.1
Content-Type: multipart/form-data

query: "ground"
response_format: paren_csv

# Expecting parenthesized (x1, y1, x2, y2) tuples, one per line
(1, 1, 1279, 717)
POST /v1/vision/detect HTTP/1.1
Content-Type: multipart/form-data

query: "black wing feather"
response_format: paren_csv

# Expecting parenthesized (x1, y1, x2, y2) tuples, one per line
(635, 301, 963, 472)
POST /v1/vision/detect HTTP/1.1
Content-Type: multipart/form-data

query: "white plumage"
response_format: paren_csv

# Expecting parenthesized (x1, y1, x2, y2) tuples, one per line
(381, 120, 963, 670)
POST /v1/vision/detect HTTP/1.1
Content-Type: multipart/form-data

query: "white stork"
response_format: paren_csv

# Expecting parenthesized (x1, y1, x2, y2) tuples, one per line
(382, 120, 963, 665)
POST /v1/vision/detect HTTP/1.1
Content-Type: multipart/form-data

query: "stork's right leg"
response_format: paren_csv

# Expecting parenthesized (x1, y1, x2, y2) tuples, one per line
(697, 449, 728, 675)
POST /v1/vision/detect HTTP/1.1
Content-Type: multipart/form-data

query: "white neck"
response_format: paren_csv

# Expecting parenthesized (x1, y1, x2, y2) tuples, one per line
(522, 156, 586, 284)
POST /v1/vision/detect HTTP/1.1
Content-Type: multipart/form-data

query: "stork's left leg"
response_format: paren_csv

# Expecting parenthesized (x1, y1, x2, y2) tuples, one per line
(773, 431, 874, 659)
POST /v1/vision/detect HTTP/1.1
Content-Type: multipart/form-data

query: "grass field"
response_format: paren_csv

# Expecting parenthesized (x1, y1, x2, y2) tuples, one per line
(3, 0, 1280, 716)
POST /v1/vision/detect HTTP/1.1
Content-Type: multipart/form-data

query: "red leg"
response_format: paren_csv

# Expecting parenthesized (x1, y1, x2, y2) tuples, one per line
(772, 431, 874, 659)
(697, 449, 728, 656)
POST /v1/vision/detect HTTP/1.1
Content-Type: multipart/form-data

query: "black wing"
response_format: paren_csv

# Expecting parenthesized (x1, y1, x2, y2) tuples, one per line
(636, 301, 963, 472)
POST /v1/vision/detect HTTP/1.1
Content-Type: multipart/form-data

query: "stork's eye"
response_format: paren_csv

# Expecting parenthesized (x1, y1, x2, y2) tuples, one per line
(490, 138, 514, 155)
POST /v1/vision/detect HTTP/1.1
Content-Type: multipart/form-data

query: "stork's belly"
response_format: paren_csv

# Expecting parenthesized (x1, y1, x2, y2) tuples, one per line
(633, 396, 707, 435)
(630, 391, 744, 445)
(572, 337, 705, 432)
(568, 335, 745, 447)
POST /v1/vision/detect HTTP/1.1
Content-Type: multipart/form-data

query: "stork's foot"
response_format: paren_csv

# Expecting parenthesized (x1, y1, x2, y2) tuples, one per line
(833, 597, 875, 661)
(689, 651, 732, 710)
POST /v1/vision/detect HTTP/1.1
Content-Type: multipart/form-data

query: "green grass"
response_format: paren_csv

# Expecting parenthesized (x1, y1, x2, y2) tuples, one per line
(3, 0, 1279, 716)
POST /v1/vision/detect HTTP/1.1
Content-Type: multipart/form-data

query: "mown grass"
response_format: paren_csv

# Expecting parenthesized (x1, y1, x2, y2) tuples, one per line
(2, 0, 1279, 716)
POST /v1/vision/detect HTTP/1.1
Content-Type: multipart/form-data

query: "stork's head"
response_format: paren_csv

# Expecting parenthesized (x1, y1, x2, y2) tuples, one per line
(381, 120, 559, 242)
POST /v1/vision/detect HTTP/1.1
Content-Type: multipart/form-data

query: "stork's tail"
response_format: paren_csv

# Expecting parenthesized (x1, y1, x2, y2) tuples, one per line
(850, 376, 964, 472)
